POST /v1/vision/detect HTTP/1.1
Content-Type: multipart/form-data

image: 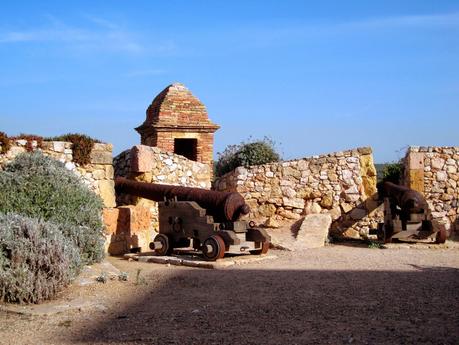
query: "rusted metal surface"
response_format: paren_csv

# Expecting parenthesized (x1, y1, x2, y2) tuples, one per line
(382, 181, 428, 221)
(115, 177, 270, 261)
(115, 177, 250, 222)
(377, 181, 445, 243)
(202, 235, 226, 261)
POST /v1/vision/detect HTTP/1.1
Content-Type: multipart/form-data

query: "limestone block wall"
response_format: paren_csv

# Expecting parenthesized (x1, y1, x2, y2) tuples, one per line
(114, 145, 211, 188)
(404, 146, 459, 234)
(213, 147, 382, 239)
(110, 145, 212, 253)
(0, 139, 115, 208)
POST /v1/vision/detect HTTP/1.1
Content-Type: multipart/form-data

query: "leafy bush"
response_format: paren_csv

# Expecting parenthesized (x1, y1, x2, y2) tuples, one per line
(45, 133, 101, 166)
(216, 137, 281, 177)
(0, 131, 11, 154)
(0, 152, 105, 263)
(381, 162, 404, 184)
(0, 213, 81, 303)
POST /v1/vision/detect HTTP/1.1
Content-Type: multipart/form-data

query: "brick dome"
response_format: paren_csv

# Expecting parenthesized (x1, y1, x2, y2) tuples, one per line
(142, 83, 217, 128)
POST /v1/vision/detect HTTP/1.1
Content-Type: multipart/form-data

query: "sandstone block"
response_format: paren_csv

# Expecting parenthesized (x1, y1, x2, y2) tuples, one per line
(90, 150, 113, 165)
(310, 202, 322, 214)
(282, 197, 305, 209)
(436, 171, 447, 182)
(329, 207, 342, 221)
(258, 203, 277, 217)
(446, 165, 457, 174)
(105, 164, 114, 178)
(92, 169, 105, 180)
(408, 152, 424, 170)
(281, 186, 296, 198)
(103, 208, 120, 234)
(320, 194, 333, 209)
(105, 205, 154, 255)
(130, 145, 154, 172)
(264, 216, 281, 228)
(341, 228, 361, 240)
(98, 180, 116, 208)
(93, 143, 113, 151)
(357, 147, 372, 155)
(340, 202, 353, 214)
(53, 141, 66, 153)
(277, 209, 301, 220)
(295, 214, 332, 249)
(431, 157, 445, 170)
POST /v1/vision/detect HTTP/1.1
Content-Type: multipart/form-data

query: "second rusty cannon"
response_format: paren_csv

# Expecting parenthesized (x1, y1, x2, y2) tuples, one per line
(115, 177, 270, 260)
(376, 181, 446, 243)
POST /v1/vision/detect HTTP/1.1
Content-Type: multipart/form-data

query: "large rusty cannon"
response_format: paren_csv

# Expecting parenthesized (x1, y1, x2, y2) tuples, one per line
(115, 177, 270, 260)
(377, 181, 446, 243)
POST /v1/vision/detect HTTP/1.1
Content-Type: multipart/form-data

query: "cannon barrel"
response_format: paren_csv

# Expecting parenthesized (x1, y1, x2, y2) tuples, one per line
(382, 181, 428, 214)
(115, 177, 250, 222)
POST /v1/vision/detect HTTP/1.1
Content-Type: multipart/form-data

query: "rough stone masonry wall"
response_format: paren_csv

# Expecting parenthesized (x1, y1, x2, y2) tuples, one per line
(213, 147, 382, 239)
(405, 146, 459, 234)
(107, 145, 212, 254)
(114, 145, 211, 190)
(0, 139, 115, 208)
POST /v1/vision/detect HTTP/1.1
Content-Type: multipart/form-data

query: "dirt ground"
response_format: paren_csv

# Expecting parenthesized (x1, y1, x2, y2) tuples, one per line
(0, 244, 458, 345)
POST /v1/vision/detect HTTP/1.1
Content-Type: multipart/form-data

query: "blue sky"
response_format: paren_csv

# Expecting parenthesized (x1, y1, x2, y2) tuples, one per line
(1, 1, 458, 163)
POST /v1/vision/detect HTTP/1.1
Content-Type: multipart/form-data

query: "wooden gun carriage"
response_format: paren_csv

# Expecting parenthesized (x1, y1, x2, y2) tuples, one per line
(115, 177, 270, 260)
(377, 181, 446, 243)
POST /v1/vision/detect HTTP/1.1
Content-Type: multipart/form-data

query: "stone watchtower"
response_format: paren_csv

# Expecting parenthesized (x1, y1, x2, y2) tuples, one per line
(135, 83, 219, 167)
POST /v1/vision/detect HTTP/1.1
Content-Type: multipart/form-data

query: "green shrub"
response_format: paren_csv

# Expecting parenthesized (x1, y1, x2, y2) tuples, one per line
(0, 152, 105, 263)
(0, 131, 11, 154)
(45, 133, 101, 166)
(216, 137, 281, 177)
(381, 162, 404, 184)
(0, 213, 81, 304)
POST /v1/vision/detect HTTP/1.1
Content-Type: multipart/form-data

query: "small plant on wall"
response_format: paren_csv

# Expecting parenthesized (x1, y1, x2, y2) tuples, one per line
(45, 133, 101, 166)
(215, 136, 281, 177)
(381, 162, 404, 184)
(0, 131, 11, 154)
(10, 133, 44, 152)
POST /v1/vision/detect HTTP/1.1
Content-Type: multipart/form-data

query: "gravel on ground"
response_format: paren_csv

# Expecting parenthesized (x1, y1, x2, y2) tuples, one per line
(0, 244, 458, 345)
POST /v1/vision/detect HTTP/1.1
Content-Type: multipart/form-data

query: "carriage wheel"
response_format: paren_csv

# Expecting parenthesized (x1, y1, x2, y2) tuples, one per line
(250, 242, 269, 255)
(202, 235, 226, 261)
(153, 234, 173, 256)
(436, 228, 447, 244)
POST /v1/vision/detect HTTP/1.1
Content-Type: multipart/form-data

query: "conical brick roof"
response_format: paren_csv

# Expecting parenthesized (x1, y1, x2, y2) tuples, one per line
(136, 83, 219, 131)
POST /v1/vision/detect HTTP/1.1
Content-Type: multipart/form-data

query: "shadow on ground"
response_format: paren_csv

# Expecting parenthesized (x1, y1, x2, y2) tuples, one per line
(73, 266, 459, 345)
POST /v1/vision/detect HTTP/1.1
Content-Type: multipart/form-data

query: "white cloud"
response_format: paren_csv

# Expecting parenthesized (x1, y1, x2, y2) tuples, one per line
(0, 14, 175, 55)
(342, 12, 459, 31)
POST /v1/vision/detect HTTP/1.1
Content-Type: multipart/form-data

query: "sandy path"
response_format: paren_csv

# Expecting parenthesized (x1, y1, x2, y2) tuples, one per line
(1, 245, 458, 345)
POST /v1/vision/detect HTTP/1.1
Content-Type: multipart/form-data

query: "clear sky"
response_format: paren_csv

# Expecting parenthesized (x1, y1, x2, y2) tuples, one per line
(1, 1, 458, 163)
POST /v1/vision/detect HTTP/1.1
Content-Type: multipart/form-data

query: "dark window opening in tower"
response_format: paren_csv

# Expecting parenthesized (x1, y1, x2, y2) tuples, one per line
(174, 138, 197, 161)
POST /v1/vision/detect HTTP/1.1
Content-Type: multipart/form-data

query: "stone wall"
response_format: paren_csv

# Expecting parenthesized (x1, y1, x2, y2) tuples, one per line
(404, 146, 459, 234)
(213, 147, 382, 239)
(107, 144, 212, 253)
(0, 139, 115, 208)
(114, 145, 211, 189)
